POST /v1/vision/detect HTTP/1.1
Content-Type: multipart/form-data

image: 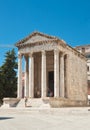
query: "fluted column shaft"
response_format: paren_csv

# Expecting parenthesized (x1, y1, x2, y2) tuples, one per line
(17, 54, 22, 98)
(41, 51, 47, 97)
(24, 56, 29, 97)
(60, 54, 65, 97)
(29, 53, 34, 98)
(54, 49, 59, 97)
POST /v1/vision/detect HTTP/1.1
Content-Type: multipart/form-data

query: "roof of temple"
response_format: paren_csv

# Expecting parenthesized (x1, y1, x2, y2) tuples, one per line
(15, 31, 66, 47)
(15, 31, 86, 60)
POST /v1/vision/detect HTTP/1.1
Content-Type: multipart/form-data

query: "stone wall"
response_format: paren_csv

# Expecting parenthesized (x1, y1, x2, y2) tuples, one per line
(87, 59, 90, 80)
(58, 44, 87, 101)
(68, 52, 87, 101)
(49, 98, 87, 107)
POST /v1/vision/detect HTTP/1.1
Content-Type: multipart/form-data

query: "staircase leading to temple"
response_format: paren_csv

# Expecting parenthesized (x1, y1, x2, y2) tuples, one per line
(16, 98, 25, 107)
(16, 98, 51, 108)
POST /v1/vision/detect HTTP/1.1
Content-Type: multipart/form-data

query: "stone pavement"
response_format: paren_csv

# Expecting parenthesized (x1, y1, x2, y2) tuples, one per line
(0, 107, 90, 130)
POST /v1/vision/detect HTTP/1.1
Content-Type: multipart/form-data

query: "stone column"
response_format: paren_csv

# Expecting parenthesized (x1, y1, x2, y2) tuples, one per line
(29, 53, 34, 98)
(17, 54, 22, 98)
(54, 49, 59, 97)
(65, 54, 69, 98)
(41, 50, 47, 97)
(60, 53, 65, 97)
(24, 55, 29, 97)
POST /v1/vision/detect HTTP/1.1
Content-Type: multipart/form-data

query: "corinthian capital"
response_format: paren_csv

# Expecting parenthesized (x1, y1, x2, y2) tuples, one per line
(18, 53, 22, 59)
(41, 50, 46, 55)
(54, 49, 59, 54)
(29, 52, 33, 57)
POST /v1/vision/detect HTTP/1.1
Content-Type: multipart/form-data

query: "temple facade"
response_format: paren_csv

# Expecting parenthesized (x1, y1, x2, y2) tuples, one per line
(15, 31, 87, 107)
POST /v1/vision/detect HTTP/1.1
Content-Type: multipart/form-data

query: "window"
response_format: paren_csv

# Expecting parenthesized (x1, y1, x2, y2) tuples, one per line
(86, 54, 90, 59)
(87, 66, 89, 72)
(82, 48, 85, 53)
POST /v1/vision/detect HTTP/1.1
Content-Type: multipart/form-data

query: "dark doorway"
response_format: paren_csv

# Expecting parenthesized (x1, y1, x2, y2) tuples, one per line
(22, 86, 24, 98)
(48, 71, 54, 97)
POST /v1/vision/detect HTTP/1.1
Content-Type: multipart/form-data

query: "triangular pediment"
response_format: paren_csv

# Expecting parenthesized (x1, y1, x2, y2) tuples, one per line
(25, 34, 53, 44)
(16, 31, 58, 46)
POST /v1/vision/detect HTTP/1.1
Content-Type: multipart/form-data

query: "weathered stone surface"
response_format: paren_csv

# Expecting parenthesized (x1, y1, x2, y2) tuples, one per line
(15, 31, 87, 107)
(75, 45, 90, 96)
(49, 98, 87, 107)
(2, 98, 20, 107)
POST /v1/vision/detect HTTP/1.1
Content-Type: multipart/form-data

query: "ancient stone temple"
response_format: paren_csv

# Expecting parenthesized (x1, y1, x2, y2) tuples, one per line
(15, 31, 87, 107)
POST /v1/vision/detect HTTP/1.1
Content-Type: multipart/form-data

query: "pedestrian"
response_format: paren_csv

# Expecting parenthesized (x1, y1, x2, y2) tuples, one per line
(24, 97, 27, 107)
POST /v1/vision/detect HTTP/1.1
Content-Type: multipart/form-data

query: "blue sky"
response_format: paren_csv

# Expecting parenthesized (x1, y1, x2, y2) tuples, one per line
(0, 0, 90, 65)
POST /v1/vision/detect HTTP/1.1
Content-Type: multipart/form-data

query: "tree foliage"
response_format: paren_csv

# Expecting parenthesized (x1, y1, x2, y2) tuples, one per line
(0, 49, 17, 101)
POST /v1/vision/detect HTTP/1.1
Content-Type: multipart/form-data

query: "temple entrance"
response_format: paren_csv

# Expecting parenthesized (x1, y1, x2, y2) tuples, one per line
(48, 71, 54, 97)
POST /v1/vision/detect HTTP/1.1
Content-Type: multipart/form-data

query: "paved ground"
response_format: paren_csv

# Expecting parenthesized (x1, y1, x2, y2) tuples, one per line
(0, 107, 90, 130)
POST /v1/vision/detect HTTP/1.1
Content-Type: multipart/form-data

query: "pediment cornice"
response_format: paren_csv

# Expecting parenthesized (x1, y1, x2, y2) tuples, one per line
(15, 31, 59, 47)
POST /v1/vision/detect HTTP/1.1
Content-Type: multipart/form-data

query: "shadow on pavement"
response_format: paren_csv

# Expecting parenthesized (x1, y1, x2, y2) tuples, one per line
(0, 117, 14, 120)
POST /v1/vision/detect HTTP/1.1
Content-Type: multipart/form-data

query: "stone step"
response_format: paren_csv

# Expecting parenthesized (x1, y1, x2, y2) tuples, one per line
(1, 98, 51, 108)
(26, 98, 51, 108)
(16, 99, 25, 107)
(1, 98, 20, 108)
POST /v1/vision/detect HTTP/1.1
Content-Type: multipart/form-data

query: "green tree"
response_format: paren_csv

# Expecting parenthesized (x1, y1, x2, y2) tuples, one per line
(0, 71, 4, 100)
(0, 49, 17, 100)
